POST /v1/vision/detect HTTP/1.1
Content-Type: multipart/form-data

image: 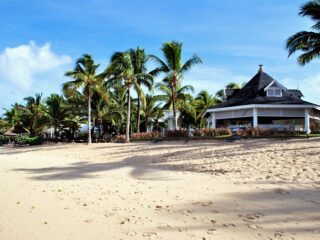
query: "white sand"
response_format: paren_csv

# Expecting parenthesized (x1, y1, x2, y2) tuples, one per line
(0, 139, 319, 240)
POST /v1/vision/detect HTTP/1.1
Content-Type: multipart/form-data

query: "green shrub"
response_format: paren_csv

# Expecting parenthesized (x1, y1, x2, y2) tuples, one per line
(15, 135, 42, 145)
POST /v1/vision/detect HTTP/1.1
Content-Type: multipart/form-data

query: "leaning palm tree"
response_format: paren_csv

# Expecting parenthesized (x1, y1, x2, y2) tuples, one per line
(105, 51, 153, 142)
(150, 41, 202, 129)
(63, 54, 103, 144)
(286, 0, 320, 65)
(129, 48, 153, 133)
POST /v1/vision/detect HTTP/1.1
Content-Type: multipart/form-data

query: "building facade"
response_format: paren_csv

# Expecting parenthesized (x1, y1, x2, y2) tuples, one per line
(204, 65, 320, 133)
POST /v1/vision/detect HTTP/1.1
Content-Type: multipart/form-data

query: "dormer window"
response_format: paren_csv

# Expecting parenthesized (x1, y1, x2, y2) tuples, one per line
(267, 87, 282, 97)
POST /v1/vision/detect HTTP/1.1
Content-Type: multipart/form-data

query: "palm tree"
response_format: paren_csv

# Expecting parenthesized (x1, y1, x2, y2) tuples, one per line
(129, 48, 153, 133)
(141, 94, 163, 131)
(194, 90, 217, 127)
(105, 51, 153, 142)
(21, 93, 47, 136)
(3, 103, 23, 132)
(150, 41, 202, 129)
(286, 0, 320, 65)
(0, 119, 8, 134)
(63, 54, 103, 144)
(215, 82, 241, 102)
(93, 98, 124, 138)
(156, 82, 195, 128)
(45, 94, 69, 141)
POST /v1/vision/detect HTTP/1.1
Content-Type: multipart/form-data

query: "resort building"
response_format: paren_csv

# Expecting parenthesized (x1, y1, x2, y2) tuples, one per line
(204, 65, 320, 133)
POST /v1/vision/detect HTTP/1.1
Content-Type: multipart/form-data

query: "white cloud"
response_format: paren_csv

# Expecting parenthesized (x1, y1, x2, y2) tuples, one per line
(0, 41, 71, 90)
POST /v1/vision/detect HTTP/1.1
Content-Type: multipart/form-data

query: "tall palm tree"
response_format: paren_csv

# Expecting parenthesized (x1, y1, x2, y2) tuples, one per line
(150, 41, 202, 129)
(129, 48, 153, 133)
(63, 54, 103, 144)
(286, 0, 320, 65)
(105, 51, 153, 142)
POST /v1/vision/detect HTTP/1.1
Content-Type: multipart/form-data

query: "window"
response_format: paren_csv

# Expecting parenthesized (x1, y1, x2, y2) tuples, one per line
(267, 88, 282, 97)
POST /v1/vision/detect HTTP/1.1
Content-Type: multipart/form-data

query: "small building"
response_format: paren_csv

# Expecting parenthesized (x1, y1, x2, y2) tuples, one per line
(204, 65, 320, 133)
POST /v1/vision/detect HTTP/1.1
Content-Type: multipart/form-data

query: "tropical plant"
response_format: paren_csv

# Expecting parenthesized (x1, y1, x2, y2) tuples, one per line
(286, 0, 320, 65)
(3, 103, 23, 132)
(215, 82, 241, 102)
(21, 93, 47, 136)
(140, 94, 163, 131)
(63, 54, 104, 144)
(150, 41, 202, 129)
(105, 50, 153, 142)
(194, 90, 217, 127)
(129, 48, 154, 133)
(0, 119, 9, 134)
(45, 94, 69, 141)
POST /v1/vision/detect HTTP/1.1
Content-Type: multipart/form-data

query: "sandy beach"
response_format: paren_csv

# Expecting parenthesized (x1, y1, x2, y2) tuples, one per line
(0, 139, 319, 240)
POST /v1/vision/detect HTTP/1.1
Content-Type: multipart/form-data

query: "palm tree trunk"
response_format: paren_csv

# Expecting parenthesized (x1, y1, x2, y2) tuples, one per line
(126, 88, 131, 142)
(54, 125, 58, 143)
(172, 90, 177, 130)
(172, 75, 178, 130)
(99, 119, 103, 139)
(137, 95, 141, 133)
(88, 94, 92, 144)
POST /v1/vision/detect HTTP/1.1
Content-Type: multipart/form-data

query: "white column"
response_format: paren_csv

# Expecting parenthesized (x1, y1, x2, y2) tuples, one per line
(304, 109, 311, 134)
(253, 108, 258, 128)
(211, 112, 216, 129)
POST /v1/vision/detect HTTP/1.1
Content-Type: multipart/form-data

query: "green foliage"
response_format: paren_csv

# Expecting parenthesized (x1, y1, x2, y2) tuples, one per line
(151, 41, 202, 130)
(286, 0, 320, 65)
(0, 135, 41, 145)
(15, 136, 42, 145)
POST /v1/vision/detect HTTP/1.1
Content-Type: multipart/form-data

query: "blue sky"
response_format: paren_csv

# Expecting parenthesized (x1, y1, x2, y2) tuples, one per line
(0, 0, 319, 114)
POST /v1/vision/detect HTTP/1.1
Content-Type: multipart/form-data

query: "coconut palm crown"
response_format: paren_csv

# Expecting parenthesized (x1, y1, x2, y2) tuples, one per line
(286, 0, 320, 65)
(150, 41, 202, 129)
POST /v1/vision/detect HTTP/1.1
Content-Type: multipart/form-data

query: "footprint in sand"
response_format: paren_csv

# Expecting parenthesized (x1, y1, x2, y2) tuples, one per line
(247, 224, 262, 230)
(125, 230, 136, 236)
(157, 223, 173, 230)
(142, 232, 160, 239)
(240, 213, 265, 223)
(207, 228, 218, 235)
(274, 189, 290, 195)
(119, 217, 130, 225)
(192, 201, 214, 207)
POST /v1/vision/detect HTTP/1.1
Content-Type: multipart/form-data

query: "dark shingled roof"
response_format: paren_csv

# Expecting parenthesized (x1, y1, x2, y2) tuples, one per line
(209, 68, 318, 109)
